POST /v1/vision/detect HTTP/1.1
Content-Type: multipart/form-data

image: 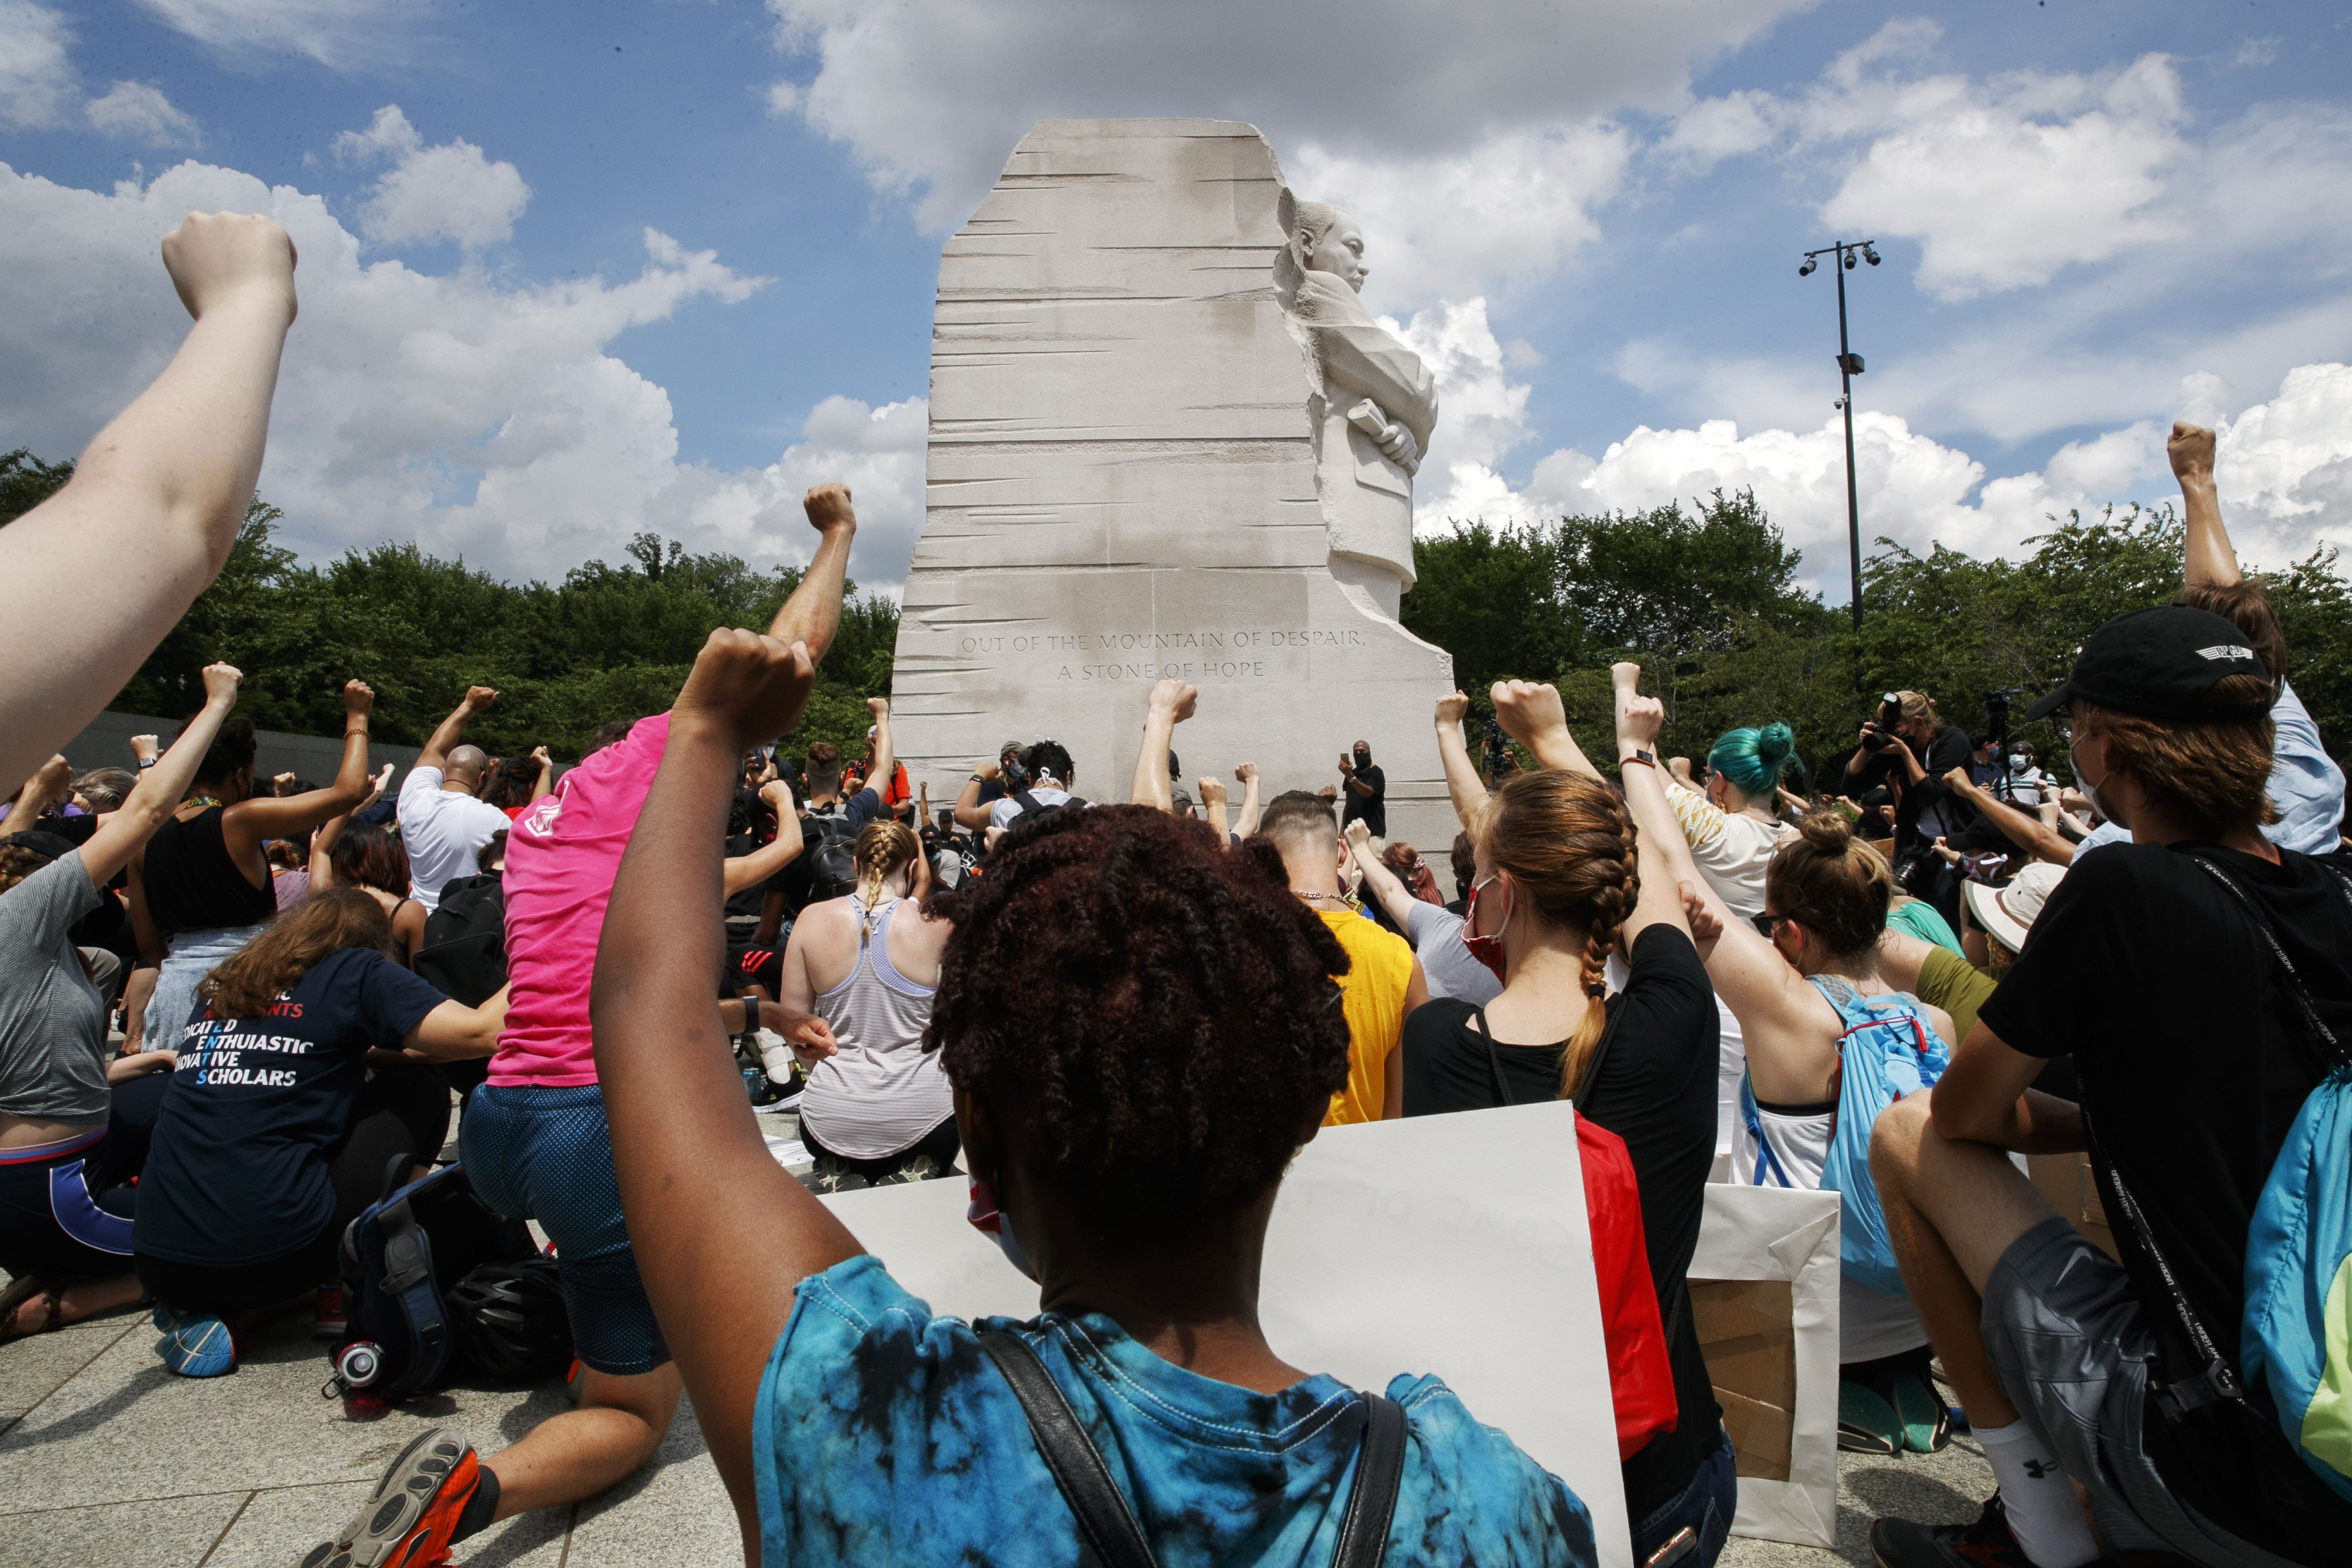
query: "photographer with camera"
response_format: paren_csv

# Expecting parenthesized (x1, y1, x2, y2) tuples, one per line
(1843, 692, 1984, 920)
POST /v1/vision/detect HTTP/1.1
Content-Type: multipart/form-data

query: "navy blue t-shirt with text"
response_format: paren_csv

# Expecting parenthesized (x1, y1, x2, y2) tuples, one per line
(134, 947, 447, 1265)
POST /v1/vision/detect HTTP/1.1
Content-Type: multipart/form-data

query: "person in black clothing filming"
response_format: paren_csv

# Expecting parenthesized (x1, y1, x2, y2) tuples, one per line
(1866, 605, 2352, 1568)
(1338, 739, 1386, 840)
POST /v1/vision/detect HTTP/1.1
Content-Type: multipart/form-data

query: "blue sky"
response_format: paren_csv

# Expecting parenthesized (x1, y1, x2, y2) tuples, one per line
(3, 0, 2349, 600)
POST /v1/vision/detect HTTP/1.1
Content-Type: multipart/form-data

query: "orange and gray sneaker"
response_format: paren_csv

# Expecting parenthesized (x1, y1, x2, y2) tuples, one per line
(297, 1428, 482, 1568)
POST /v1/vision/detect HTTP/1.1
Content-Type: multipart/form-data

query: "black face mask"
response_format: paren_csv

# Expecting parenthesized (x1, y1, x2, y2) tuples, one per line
(1354, 749, 1371, 767)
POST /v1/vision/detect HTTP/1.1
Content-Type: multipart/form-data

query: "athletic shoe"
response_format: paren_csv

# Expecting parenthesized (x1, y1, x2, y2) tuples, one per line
(313, 1288, 348, 1341)
(296, 1428, 481, 1568)
(1869, 1493, 2104, 1568)
(803, 1156, 868, 1195)
(773, 1063, 807, 1111)
(878, 1153, 945, 1186)
(1891, 1367, 1954, 1453)
(155, 1309, 237, 1378)
(1838, 1379, 1901, 1455)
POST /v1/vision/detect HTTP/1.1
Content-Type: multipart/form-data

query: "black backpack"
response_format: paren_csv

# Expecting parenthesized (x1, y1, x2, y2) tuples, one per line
(795, 810, 862, 912)
(1010, 789, 1087, 821)
(331, 1162, 538, 1400)
(415, 874, 507, 1006)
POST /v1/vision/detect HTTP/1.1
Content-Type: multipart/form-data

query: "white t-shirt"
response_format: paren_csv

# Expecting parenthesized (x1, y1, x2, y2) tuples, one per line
(397, 766, 511, 911)
(1664, 775, 1795, 919)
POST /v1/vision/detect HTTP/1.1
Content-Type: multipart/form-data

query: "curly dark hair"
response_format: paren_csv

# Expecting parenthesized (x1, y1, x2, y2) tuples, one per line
(481, 756, 539, 811)
(923, 804, 1350, 1222)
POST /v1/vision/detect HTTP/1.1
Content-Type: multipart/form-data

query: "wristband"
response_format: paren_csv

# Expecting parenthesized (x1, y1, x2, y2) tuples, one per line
(970, 774, 985, 785)
(1621, 750, 1657, 769)
(136, 758, 158, 771)
(743, 995, 760, 1036)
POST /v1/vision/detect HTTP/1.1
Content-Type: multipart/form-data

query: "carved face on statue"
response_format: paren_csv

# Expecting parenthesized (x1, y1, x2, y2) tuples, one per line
(1296, 205, 1368, 292)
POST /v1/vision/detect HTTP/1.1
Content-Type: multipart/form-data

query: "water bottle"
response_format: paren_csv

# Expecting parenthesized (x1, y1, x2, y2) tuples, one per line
(335, 1340, 383, 1389)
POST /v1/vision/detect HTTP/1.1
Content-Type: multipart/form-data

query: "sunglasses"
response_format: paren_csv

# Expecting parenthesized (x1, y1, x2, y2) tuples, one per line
(1751, 912, 1792, 939)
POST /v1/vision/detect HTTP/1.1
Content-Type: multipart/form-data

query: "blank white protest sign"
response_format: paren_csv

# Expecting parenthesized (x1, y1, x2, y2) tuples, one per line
(823, 1099, 1630, 1568)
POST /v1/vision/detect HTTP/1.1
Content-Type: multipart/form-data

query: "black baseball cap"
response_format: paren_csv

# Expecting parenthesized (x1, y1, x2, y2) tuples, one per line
(2024, 605, 2273, 723)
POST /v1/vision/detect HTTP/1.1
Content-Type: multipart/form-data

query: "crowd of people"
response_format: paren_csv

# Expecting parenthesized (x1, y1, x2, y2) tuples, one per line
(2, 211, 2347, 1568)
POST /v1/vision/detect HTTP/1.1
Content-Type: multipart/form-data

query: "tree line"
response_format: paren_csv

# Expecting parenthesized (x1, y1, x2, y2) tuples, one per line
(1400, 488, 2352, 791)
(10, 445, 2349, 787)
(1, 449, 899, 763)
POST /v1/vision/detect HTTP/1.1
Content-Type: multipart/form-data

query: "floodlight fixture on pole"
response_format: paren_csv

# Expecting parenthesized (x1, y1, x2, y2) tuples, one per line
(1799, 239, 1881, 632)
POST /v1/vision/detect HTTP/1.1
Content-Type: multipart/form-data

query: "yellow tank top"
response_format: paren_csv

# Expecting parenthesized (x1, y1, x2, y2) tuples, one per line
(1316, 907, 1414, 1125)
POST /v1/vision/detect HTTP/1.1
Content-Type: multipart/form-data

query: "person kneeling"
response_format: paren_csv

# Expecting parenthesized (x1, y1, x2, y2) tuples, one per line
(1867, 605, 2352, 1568)
(584, 629, 1600, 1565)
(130, 889, 505, 1376)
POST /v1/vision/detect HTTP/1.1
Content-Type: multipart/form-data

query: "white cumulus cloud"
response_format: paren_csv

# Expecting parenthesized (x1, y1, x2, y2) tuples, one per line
(761, 0, 1810, 307)
(0, 156, 922, 588)
(84, 80, 202, 146)
(333, 105, 531, 250)
(0, 1, 78, 130)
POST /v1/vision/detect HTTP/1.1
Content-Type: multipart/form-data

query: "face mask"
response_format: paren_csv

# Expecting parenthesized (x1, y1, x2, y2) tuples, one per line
(1460, 872, 1514, 982)
(2069, 738, 2113, 824)
(966, 1178, 1038, 1281)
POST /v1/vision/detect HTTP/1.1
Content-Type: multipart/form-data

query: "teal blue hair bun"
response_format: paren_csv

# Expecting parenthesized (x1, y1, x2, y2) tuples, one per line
(1706, 720, 1803, 798)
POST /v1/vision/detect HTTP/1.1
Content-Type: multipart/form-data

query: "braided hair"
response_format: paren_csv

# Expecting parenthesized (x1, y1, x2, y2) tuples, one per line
(921, 804, 1351, 1223)
(1476, 769, 1641, 1100)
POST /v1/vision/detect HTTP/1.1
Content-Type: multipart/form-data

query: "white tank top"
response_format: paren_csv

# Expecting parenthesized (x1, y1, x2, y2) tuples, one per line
(798, 897, 952, 1161)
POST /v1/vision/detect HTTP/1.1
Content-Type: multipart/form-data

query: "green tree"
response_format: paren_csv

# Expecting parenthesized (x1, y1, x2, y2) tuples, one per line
(0, 448, 73, 525)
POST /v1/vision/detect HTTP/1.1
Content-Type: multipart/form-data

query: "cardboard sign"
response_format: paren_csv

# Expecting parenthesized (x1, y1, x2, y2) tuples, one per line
(1688, 1183, 1842, 1548)
(823, 1101, 1633, 1568)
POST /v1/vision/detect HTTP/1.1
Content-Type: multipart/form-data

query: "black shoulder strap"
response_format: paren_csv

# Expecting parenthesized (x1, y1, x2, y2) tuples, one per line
(1332, 1392, 1406, 1568)
(978, 1329, 1404, 1568)
(978, 1330, 1155, 1568)
(1064, 795, 1088, 810)
(1011, 790, 1042, 816)
(2184, 852, 2352, 1071)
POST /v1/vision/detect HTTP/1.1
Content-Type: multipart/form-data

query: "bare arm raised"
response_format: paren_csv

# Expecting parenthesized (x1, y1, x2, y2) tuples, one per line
(767, 484, 859, 663)
(0, 215, 298, 787)
(593, 629, 861, 1555)
(81, 663, 243, 887)
(1609, 662, 1837, 1104)
(2171, 423, 2239, 590)
(1432, 691, 1491, 833)
(1128, 678, 1195, 812)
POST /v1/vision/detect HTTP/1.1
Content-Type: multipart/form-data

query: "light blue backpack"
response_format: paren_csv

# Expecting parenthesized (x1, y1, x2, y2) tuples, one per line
(1742, 976, 1951, 1295)
(2091, 857, 2352, 1502)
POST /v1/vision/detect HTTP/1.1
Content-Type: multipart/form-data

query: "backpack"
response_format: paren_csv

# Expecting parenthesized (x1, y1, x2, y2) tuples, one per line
(978, 1330, 1404, 1568)
(1009, 788, 1087, 821)
(2091, 856, 2352, 1502)
(1742, 977, 1950, 1295)
(331, 1161, 538, 1400)
(797, 810, 862, 911)
(414, 874, 507, 1006)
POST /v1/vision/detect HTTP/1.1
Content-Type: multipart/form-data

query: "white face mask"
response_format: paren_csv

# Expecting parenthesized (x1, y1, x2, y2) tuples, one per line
(2069, 738, 2114, 825)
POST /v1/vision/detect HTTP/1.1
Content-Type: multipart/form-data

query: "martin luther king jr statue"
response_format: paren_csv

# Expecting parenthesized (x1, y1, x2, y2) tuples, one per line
(1275, 195, 1440, 622)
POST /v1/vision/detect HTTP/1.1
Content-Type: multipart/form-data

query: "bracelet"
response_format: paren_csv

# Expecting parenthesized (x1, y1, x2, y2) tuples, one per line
(135, 758, 158, 771)
(1620, 750, 1657, 769)
(970, 775, 985, 785)
(743, 995, 759, 1036)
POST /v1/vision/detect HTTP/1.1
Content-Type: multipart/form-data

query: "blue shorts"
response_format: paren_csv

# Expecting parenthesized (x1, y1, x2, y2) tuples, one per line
(461, 1083, 670, 1377)
(0, 1128, 135, 1283)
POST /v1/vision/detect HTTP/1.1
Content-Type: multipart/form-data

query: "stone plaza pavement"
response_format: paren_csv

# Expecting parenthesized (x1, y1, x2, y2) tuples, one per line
(0, 1290, 1994, 1568)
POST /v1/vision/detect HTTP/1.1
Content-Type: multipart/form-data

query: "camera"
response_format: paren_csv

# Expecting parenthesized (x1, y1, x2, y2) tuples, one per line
(1859, 693, 1903, 751)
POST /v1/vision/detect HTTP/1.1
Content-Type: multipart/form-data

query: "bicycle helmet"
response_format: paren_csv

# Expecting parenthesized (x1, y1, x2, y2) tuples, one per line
(447, 1257, 573, 1383)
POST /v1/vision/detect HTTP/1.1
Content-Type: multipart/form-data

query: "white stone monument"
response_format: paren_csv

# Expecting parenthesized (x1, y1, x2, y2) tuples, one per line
(889, 119, 1457, 850)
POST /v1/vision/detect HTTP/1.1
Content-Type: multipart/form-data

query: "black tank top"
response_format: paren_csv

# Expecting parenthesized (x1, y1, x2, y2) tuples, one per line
(142, 806, 276, 936)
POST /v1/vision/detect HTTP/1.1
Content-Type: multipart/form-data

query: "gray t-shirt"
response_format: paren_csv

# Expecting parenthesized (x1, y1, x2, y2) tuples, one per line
(1403, 899, 1502, 1007)
(0, 848, 111, 1122)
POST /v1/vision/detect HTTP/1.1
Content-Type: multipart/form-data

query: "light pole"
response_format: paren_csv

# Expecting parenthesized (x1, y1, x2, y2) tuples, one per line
(1798, 240, 1880, 632)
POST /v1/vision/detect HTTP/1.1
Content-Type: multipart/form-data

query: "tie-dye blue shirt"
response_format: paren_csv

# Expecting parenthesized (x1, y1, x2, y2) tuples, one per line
(752, 1254, 1597, 1567)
